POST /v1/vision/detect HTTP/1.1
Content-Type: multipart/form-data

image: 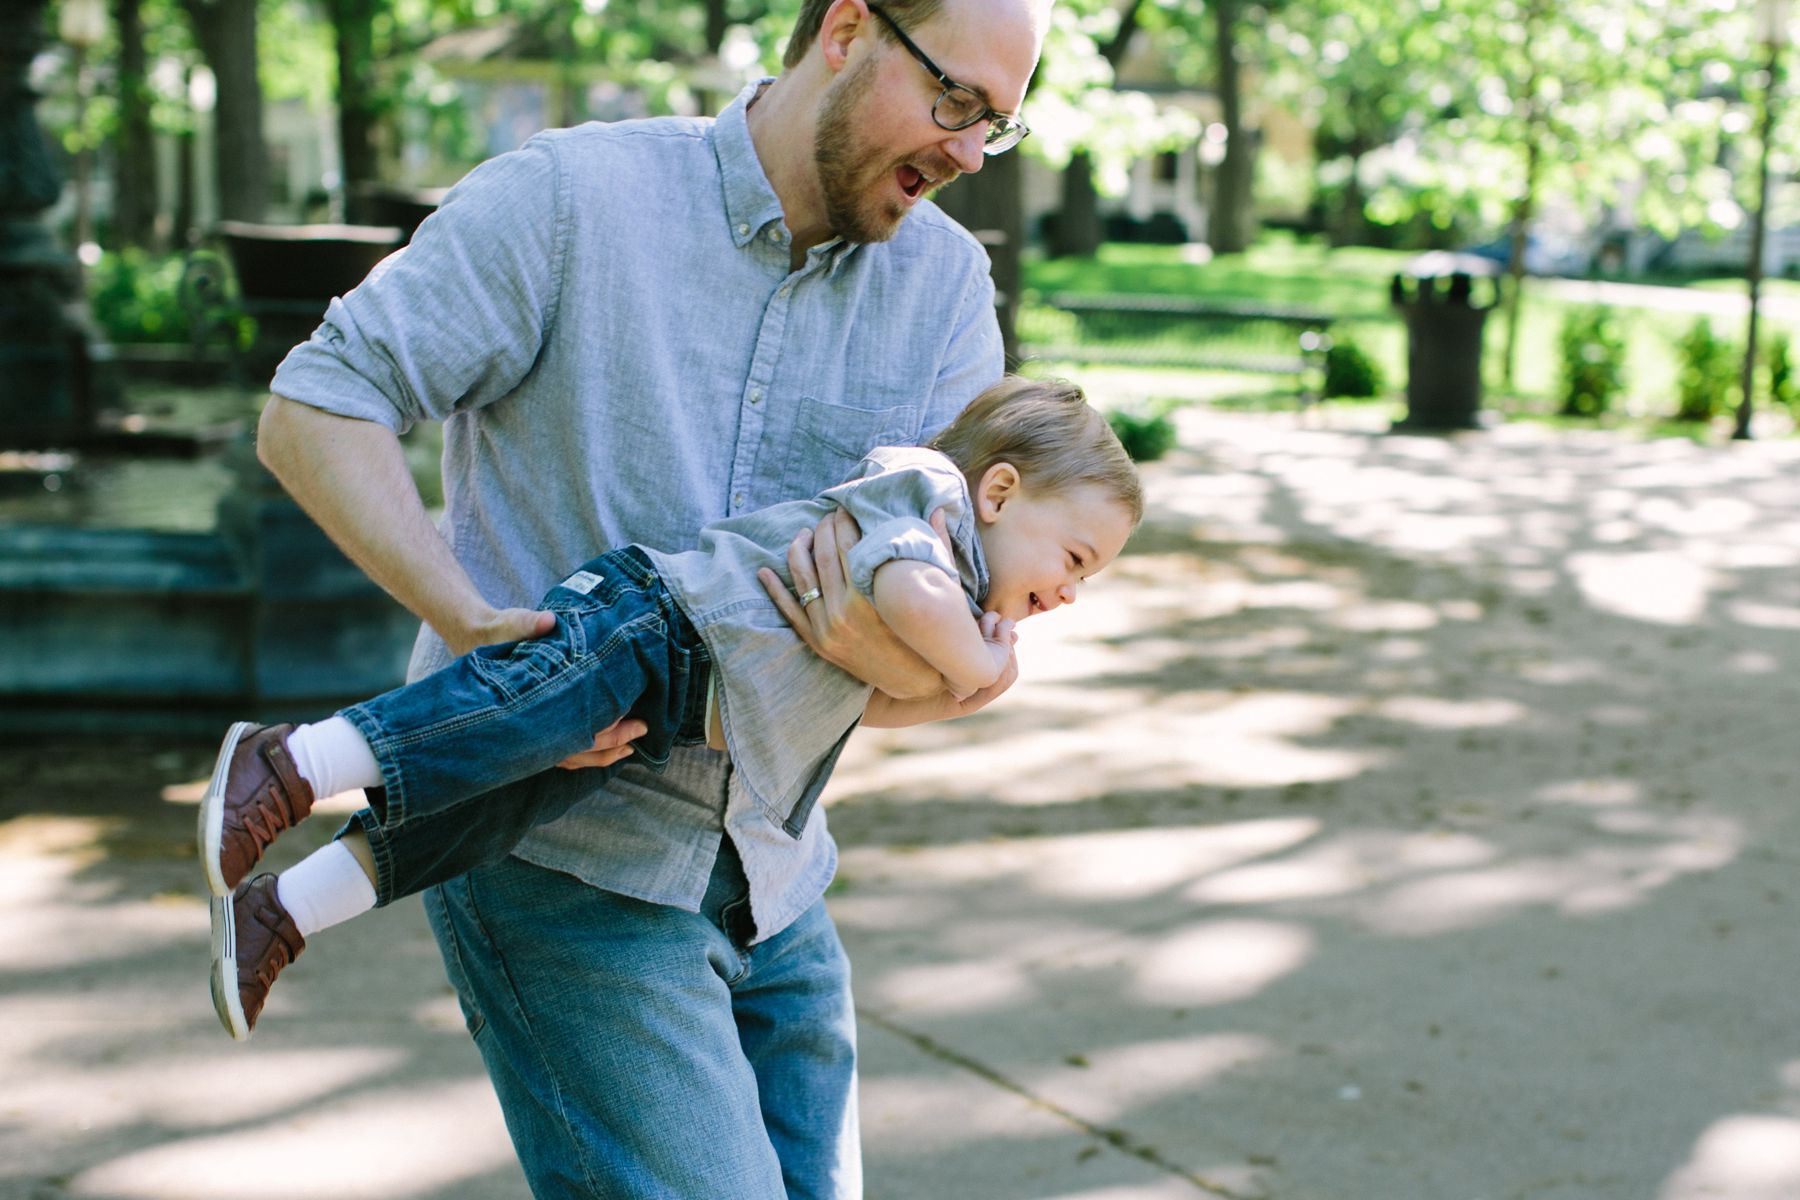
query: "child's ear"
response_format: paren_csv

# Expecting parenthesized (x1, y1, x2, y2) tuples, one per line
(975, 462, 1021, 523)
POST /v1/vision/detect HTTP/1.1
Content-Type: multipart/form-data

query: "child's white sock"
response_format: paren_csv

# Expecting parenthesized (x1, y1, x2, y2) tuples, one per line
(286, 715, 383, 799)
(275, 840, 377, 937)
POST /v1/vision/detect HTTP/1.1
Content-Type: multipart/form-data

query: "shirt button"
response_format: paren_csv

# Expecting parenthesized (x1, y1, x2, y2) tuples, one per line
(777, 285, 791, 299)
(737, 223, 750, 237)
(768, 228, 783, 243)
(733, 491, 747, 507)
(749, 388, 763, 405)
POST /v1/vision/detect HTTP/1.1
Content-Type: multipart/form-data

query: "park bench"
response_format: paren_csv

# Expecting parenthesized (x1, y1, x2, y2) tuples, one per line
(1017, 291, 1334, 383)
(210, 220, 407, 380)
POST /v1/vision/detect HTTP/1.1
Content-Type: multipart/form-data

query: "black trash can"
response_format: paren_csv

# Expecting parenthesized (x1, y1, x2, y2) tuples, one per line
(1390, 255, 1498, 430)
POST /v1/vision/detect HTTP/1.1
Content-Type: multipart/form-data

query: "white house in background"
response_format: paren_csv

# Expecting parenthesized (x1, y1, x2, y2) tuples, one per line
(1015, 28, 1313, 249)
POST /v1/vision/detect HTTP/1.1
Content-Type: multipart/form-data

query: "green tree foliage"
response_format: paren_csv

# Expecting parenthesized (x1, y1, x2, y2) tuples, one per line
(1025, 0, 1199, 194)
(1270, 0, 1744, 387)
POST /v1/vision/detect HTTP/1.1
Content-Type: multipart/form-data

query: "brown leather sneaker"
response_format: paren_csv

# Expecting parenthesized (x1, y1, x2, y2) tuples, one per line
(211, 873, 305, 1041)
(198, 721, 316, 896)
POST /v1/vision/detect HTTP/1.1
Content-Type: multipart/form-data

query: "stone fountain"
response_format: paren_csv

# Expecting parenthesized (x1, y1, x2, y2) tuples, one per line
(0, 0, 417, 734)
(0, 0, 115, 446)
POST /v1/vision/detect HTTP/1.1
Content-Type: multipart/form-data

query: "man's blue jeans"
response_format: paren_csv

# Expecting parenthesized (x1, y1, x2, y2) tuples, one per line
(423, 836, 862, 1199)
(339, 546, 710, 906)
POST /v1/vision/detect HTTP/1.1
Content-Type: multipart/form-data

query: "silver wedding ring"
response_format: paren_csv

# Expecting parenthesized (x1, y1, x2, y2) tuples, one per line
(797, 587, 822, 608)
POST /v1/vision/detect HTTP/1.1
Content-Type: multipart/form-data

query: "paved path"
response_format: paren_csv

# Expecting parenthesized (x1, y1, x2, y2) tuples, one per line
(4, 408, 1798, 1200)
(1539, 276, 1800, 322)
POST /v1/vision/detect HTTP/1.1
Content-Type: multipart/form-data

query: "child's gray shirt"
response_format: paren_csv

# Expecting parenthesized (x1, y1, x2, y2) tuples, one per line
(645, 445, 987, 837)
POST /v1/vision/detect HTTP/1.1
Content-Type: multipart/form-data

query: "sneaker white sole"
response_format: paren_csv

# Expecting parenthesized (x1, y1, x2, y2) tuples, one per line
(210, 891, 250, 1041)
(198, 721, 255, 897)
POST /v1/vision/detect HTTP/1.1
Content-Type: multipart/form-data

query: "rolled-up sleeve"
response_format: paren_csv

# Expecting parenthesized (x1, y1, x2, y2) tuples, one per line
(268, 135, 569, 434)
(831, 457, 968, 596)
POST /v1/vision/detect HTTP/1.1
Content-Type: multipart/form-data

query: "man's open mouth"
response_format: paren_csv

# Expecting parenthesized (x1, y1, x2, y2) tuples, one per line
(897, 165, 930, 199)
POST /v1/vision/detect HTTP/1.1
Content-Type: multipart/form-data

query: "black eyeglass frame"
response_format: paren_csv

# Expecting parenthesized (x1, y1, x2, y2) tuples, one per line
(866, 4, 1030, 155)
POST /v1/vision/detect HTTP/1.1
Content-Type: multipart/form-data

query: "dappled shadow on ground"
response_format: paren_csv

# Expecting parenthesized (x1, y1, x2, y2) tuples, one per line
(5, 408, 1799, 1199)
(830, 410, 1800, 1200)
(0, 742, 528, 1200)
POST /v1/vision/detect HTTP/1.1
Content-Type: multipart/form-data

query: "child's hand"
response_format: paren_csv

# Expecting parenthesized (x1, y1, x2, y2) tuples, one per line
(979, 611, 1017, 679)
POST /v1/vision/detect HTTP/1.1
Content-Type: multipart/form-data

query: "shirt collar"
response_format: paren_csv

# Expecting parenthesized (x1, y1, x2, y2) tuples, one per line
(714, 78, 870, 273)
(714, 79, 787, 249)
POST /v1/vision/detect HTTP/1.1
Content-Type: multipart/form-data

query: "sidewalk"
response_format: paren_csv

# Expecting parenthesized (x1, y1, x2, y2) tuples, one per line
(1538, 276, 1800, 322)
(4, 407, 1799, 1200)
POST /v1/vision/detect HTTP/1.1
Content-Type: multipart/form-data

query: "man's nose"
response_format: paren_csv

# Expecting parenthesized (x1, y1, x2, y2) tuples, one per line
(943, 123, 987, 175)
(1056, 581, 1077, 607)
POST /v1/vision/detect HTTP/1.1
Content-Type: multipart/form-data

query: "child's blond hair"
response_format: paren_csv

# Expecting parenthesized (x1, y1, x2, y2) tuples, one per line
(930, 376, 1144, 525)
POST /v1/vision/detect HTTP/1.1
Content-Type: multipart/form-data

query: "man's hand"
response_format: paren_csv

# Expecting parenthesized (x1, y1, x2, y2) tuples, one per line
(445, 607, 556, 658)
(758, 508, 953, 701)
(447, 607, 647, 771)
(554, 718, 648, 770)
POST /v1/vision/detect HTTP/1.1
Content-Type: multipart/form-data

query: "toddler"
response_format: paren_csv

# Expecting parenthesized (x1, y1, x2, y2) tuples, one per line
(200, 375, 1143, 1039)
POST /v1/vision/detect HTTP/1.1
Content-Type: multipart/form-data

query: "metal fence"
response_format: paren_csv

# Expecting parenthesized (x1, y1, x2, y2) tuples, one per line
(1017, 292, 1334, 376)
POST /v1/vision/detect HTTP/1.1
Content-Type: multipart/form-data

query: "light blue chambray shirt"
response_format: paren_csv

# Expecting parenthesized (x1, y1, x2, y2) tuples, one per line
(648, 445, 986, 842)
(269, 81, 1004, 940)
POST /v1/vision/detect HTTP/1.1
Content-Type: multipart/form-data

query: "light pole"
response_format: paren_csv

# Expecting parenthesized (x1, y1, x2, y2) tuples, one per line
(1738, 0, 1791, 441)
(58, 0, 107, 265)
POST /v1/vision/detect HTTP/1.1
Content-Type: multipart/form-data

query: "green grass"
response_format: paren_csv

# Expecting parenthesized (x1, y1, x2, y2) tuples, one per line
(1025, 237, 1405, 317)
(1022, 236, 1800, 438)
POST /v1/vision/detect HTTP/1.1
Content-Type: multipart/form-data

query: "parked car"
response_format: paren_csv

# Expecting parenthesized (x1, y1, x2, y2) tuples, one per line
(1461, 231, 1593, 277)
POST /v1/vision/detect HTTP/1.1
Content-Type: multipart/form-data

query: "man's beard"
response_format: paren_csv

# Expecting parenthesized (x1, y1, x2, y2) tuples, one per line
(814, 55, 908, 244)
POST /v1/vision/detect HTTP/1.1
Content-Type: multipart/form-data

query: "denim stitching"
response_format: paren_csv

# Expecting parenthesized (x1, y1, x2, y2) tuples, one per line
(421, 884, 486, 1038)
(386, 609, 666, 751)
(460, 866, 608, 1199)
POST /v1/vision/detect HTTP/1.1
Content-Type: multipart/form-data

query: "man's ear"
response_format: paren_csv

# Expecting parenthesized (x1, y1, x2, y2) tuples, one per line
(818, 0, 872, 73)
(975, 462, 1021, 523)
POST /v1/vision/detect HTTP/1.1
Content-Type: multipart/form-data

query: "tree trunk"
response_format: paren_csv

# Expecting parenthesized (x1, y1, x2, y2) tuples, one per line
(1209, 0, 1253, 255)
(175, 67, 197, 245)
(704, 0, 729, 54)
(1050, 0, 1141, 259)
(932, 152, 1024, 367)
(182, 0, 268, 222)
(1051, 152, 1102, 258)
(327, 0, 380, 195)
(1500, 136, 1539, 391)
(1332, 149, 1365, 248)
(112, 0, 157, 247)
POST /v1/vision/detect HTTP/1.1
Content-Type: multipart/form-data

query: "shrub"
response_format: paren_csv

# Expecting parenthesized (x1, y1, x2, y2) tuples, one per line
(1674, 319, 1739, 422)
(1556, 307, 1626, 417)
(1323, 337, 1383, 398)
(87, 247, 250, 349)
(1767, 331, 1796, 413)
(1106, 405, 1177, 462)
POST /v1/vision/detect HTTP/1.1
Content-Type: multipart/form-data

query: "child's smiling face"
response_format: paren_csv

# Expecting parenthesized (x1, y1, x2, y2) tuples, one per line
(971, 466, 1136, 625)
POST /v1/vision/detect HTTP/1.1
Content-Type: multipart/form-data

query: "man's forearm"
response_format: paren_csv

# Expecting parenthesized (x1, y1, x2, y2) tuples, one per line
(257, 395, 494, 648)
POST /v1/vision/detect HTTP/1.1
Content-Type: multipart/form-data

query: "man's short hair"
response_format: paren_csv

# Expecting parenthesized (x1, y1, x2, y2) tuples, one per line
(784, 0, 949, 69)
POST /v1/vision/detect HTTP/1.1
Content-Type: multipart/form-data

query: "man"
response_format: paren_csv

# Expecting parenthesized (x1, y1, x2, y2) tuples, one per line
(253, 0, 1046, 1193)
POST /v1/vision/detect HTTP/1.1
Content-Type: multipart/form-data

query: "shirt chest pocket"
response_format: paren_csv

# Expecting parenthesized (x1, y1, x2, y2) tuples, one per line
(781, 396, 920, 499)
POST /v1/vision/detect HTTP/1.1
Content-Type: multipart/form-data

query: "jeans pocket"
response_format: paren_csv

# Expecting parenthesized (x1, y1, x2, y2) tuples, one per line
(466, 607, 590, 702)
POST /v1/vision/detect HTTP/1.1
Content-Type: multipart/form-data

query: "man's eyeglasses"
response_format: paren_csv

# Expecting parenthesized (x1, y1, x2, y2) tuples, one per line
(867, 4, 1030, 156)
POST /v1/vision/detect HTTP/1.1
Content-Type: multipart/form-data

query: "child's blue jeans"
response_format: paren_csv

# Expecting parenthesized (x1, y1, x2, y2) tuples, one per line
(338, 545, 711, 906)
